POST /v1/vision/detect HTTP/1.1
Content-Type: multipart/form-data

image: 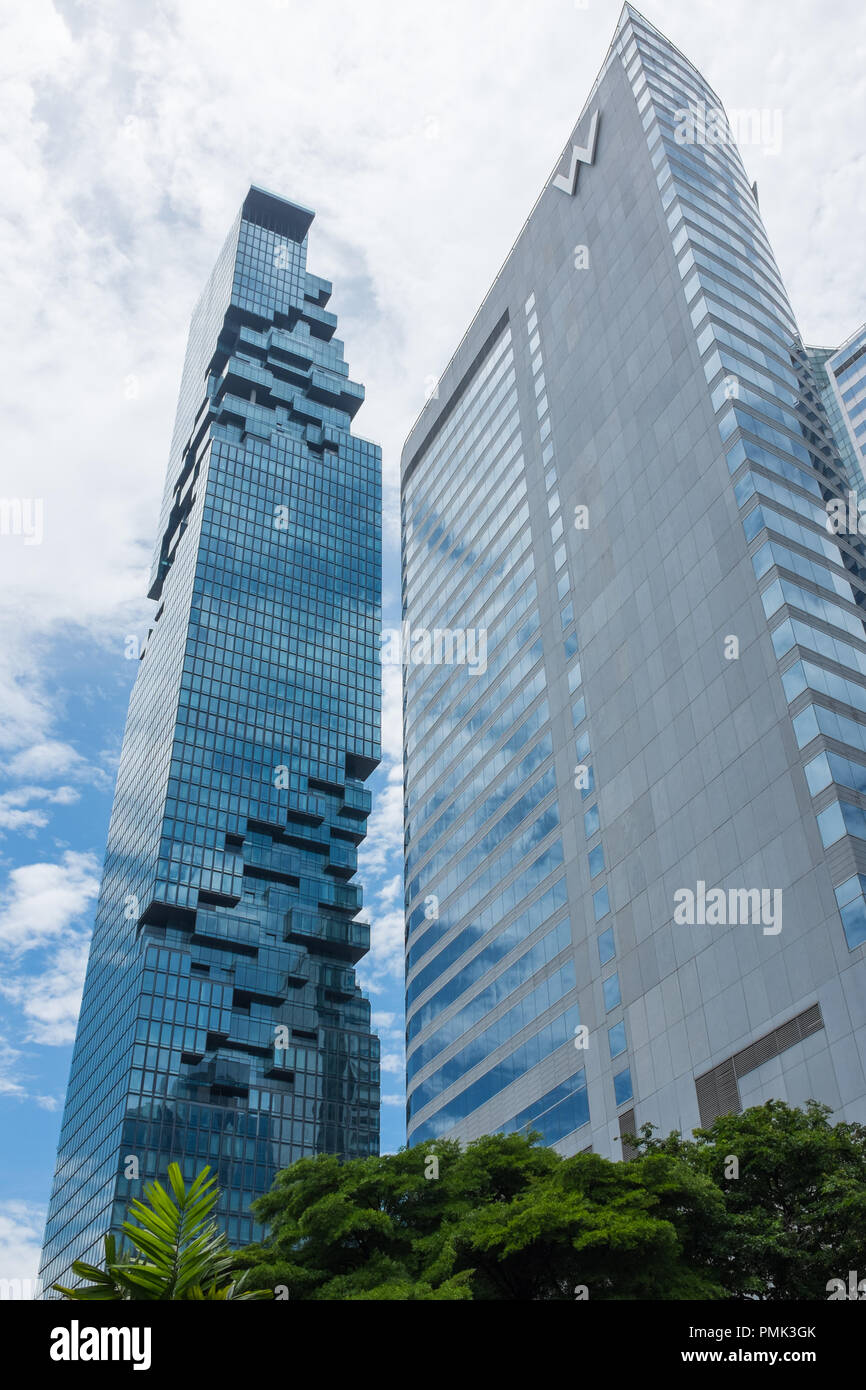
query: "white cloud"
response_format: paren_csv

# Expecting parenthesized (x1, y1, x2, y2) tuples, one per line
(0, 850, 99, 955)
(0, 1039, 27, 1100)
(380, 1050, 405, 1075)
(0, 0, 863, 734)
(359, 771, 403, 880)
(376, 874, 403, 907)
(0, 633, 58, 756)
(0, 851, 98, 1045)
(379, 664, 403, 767)
(380, 1094, 405, 1107)
(371, 1010, 397, 1030)
(0, 1036, 58, 1109)
(0, 1200, 47, 1296)
(0, 785, 79, 835)
(1, 935, 91, 1046)
(6, 742, 89, 781)
(0, 808, 48, 836)
(0, 625, 114, 802)
(358, 906, 404, 993)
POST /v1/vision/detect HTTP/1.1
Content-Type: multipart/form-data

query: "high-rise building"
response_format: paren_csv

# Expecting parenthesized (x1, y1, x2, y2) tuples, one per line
(401, 5, 866, 1159)
(40, 186, 381, 1293)
(807, 325, 866, 493)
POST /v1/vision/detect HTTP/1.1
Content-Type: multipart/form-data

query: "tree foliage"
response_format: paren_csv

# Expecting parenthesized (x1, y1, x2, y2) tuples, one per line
(236, 1131, 726, 1300)
(57, 1101, 865, 1300)
(631, 1098, 866, 1300)
(238, 1101, 866, 1300)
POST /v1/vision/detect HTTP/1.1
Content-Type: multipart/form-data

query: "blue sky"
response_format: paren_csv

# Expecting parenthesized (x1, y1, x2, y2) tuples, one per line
(1, 0, 864, 1288)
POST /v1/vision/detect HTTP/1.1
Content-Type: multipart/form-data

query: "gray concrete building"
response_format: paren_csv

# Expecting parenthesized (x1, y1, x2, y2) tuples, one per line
(401, 4, 866, 1159)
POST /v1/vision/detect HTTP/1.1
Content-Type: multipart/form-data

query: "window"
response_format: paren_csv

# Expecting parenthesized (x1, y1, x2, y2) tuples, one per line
(614, 1067, 633, 1106)
(598, 927, 615, 965)
(593, 884, 610, 921)
(835, 875, 866, 950)
(588, 844, 605, 878)
(603, 973, 621, 1011)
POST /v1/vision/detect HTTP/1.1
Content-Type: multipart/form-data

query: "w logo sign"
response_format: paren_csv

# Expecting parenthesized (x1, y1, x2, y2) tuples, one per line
(552, 110, 600, 195)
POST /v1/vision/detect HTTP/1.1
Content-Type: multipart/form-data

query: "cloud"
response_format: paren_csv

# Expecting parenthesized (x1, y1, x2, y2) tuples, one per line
(0, 785, 79, 835)
(358, 906, 405, 993)
(379, 664, 403, 767)
(0, 1039, 27, 1100)
(1, 0, 864, 752)
(359, 771, 403, 880)
(0, 1036, 58, 1109)
(0, 1200, 47, 1295)
(1, 935, 91, 1045)
(6, 742, 90, 781)
(0, 850, 100, 955)
(0, 624, 115, 804)
(371, 1010, 397, 1030)
(373, 874, 402, 908)
(0, 632, 58, 756)
(0, 851, 97, 1045)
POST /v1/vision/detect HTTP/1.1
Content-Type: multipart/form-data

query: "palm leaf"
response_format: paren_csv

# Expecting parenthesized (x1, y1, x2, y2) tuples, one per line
(54, 1165, 251, 1300)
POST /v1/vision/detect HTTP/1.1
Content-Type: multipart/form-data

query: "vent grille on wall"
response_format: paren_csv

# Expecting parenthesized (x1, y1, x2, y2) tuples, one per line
(694, 1003, 824, 1127)
(695, 1059, 739, 1129)
(618, 1107, 638, 1160)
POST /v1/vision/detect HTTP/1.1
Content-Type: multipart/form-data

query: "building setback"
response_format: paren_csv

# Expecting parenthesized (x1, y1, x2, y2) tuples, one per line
(807, 324, 866, 496)
(40, 186, 381, 1293)
(401, 5, 866, 1159)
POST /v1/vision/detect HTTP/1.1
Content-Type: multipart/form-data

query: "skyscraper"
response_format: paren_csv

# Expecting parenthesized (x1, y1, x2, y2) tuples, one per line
(807, 325, 866, 493)
(402, 6, 866, 1158)
(40, 186, 381, 1293)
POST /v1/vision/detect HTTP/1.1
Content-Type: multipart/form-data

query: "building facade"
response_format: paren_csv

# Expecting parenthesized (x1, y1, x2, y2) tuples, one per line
(807, 325, 866, 493)
(40, 186, 381, 1293)
(402, 5, 866, 1159)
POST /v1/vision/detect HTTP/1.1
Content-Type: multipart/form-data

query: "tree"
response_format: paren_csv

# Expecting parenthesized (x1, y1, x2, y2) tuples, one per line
(53, 1163, 269, 1300)
(236, 1131, 726, 1300)
(631, 1098, 866, 1299)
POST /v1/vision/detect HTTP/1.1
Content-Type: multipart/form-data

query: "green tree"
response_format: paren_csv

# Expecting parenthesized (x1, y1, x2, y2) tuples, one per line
(236, 1131, 725, 1300)
(631, 1098, 866, 1299)
(53, 1163, 269, 1300)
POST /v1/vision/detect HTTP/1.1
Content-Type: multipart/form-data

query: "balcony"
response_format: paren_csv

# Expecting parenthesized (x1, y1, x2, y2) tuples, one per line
(284, 906, 369, 962)
(243, 839, 302, 882)
(318, 879, 362, 913)
(340, 782, 372, 819)
(193, 909, 259, 950)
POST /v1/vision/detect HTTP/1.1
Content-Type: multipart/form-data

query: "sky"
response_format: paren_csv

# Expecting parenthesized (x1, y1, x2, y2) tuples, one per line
(0, 0, 864, 1291)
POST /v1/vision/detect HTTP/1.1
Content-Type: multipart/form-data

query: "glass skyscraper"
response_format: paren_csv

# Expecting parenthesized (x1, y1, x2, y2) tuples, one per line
(40, 186, 381, 1293)
(807, 325, 866, 493)
(402, 6, 866, 1157)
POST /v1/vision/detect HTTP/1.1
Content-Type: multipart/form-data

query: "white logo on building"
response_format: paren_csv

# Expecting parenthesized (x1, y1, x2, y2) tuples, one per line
(551, 110, 600, 196)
